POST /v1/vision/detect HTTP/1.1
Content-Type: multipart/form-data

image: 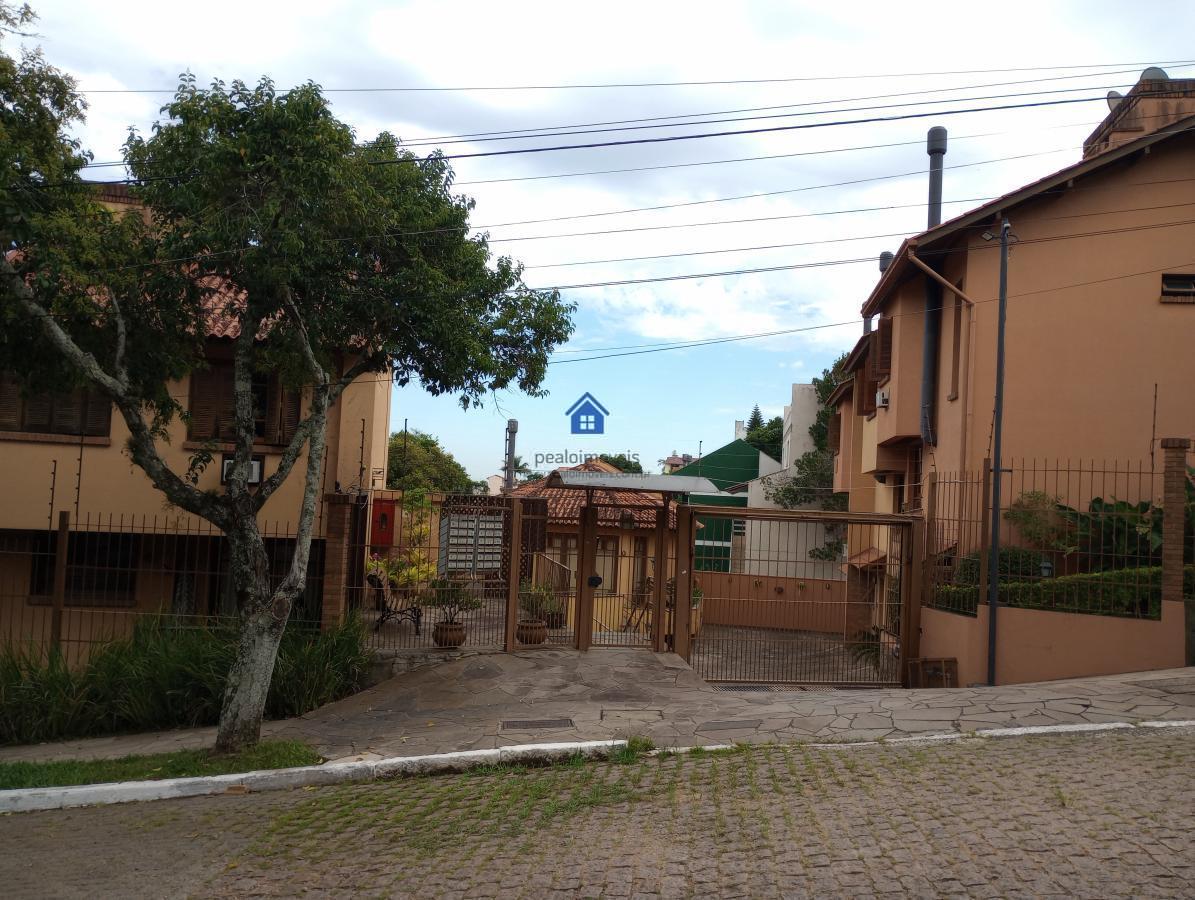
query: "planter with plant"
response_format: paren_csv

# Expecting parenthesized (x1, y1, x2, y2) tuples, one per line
(420, 578, 484, 648)
(517, 580, 565, 643)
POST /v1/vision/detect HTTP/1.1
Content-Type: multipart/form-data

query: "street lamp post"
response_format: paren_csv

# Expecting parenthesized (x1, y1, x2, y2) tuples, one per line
(986, 218, 1012, 686)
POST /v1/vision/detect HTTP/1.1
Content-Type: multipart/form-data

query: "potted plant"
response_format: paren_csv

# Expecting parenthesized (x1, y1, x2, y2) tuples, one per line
(517, 580, 566, 643)
(421, 577, 484, 648)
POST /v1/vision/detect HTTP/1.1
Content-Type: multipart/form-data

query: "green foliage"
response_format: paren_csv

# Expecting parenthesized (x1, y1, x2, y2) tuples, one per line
(746, 404, 764, 432)
(518, 579, 563, 621)
(419, 578, 485, 623)
(932, 565, 1195, 618)
(766, 353, 849, 522)
(597, 453, 644, 474)
(744, 416, 783, 463)
(953, 547, 1051, 585)
(1003, 491, 1076, 552)
(387, 430, 474, 493)
(1058, 498, 1163, 570)
(0, 740, 320, 790)
(0, 617, 370, 745)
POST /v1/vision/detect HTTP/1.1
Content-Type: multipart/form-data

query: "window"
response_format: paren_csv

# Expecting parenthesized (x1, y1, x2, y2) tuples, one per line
(595, 536, 619, 593)
(187, 359, 301, 444)
(1161, 274, 1195, 303)
(874, 317, 893, 379)
(0, 375, 111, 437)
(579, 414, 596, 431)
(29, 531, 139, 607)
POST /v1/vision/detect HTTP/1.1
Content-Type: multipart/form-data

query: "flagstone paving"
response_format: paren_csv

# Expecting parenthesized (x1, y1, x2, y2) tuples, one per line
(3, 725, 1194, 898)
(3, 649, 1195, 764)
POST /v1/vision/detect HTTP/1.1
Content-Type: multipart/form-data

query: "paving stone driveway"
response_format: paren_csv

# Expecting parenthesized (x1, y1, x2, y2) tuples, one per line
(3, 725, 1194, 898)
(5, 651, 1195, 765)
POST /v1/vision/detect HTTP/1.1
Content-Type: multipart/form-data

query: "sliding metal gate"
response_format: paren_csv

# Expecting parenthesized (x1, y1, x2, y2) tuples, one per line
(680, 506, 919, 688)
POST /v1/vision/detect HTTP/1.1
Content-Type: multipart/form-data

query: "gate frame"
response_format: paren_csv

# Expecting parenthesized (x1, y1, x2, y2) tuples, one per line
(682, 504, 923, 685)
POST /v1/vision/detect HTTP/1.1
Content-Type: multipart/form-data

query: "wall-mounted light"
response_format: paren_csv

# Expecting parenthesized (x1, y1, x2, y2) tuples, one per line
(1040, 558, 1055, 579)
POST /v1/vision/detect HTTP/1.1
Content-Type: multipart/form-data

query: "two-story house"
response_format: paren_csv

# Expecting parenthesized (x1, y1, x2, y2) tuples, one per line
(832, 69, 1195, 516)
(0, 184, 390, 638)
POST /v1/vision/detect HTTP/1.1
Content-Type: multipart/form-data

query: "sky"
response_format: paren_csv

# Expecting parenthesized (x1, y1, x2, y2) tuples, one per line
(29, 0, 1195, 479)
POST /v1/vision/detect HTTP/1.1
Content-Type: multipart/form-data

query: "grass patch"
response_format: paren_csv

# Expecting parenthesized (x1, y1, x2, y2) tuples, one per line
(0, 739, 321, 789)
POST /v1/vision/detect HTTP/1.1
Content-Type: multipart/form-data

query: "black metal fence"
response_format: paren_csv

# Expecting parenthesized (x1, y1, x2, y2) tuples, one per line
(926, 459, 1177, 619)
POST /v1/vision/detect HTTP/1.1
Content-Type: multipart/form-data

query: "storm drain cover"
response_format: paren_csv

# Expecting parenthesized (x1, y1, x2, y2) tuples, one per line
(500, 718, 574, 730)
(713, 684, 810, 693)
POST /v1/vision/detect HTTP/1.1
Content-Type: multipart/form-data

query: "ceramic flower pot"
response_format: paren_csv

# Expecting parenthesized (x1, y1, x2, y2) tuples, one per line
(433, 621, 466, 648)
(516, 619, 548, 645)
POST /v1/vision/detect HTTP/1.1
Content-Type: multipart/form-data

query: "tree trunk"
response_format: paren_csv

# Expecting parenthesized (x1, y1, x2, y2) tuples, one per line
(215, 524, 285, 752)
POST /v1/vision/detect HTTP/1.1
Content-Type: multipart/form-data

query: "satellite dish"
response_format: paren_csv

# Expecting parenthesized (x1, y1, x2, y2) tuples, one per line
(1106, 90, 1123, 111)
(1141, 66, 1169, 81)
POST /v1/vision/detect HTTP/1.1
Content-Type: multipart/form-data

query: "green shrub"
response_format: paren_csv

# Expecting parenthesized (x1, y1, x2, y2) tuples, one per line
(0, 616, 370, 746)
(953, 547, 1050, 586)
(932, 565, 1195, 619)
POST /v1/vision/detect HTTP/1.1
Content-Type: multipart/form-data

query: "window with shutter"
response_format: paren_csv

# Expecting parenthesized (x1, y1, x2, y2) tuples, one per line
(828, 411, 842, 455)
(0, 376, 20, 431)
(0, 374, 110, 437)
(858, 334, 878, 416)
(875, 317, 893, 378)
(188, 360, 300, 446)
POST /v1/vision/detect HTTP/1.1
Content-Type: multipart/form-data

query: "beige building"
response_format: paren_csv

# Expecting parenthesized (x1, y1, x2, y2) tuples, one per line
(832, 71, 1195, 514)
(0, 185, 390, 633)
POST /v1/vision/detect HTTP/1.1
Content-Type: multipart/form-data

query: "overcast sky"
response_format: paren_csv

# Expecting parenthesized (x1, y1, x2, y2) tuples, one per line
(30, 0, 1195, 479)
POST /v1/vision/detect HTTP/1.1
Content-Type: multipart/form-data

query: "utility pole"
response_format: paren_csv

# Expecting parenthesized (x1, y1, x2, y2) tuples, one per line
(986, 218, 1012, 686)
(503, 419, 518, 493)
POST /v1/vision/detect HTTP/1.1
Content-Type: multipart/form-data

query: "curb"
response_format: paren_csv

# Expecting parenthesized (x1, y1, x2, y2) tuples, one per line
(0, 739, 623, 815)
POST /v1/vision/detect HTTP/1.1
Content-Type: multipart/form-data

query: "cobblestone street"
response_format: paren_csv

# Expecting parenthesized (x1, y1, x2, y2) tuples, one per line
(4, 726, 1194, 898)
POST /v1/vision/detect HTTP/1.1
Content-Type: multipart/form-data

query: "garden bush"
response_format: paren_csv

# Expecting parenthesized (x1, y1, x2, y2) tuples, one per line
(952, 547, 1050, 586)
(932, 565, 1195, 619)
(0, 615, 371, 746)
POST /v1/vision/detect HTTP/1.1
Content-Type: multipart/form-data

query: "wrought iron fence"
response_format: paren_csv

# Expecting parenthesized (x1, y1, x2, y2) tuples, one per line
(926, 458, 1180, 619)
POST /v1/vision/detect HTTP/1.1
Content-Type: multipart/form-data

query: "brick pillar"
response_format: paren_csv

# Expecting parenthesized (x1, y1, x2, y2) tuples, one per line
(322, 493, 356, 630)
(1160, 438, 1192, 663)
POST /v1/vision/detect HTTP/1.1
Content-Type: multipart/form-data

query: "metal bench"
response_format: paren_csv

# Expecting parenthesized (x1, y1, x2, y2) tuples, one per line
(368, 572, 422, 634)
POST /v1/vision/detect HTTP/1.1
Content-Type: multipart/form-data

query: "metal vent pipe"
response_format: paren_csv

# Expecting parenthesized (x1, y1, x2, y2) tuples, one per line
(920, 126, 947, 445)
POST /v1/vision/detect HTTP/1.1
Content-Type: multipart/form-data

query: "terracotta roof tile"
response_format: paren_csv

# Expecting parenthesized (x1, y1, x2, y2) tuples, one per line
(512, 460, 676, 529)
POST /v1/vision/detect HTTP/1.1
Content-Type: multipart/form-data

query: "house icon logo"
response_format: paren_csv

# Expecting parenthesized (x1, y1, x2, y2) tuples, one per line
(566, 392, 609, 435)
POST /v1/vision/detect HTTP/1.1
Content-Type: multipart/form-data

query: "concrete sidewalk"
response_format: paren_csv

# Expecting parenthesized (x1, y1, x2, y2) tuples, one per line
(4, 649, 1195, 764)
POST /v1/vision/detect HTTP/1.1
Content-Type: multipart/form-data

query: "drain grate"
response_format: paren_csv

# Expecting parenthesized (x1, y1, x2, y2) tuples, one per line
(500, 718, 575, 730)
(712, 683, 810, 693)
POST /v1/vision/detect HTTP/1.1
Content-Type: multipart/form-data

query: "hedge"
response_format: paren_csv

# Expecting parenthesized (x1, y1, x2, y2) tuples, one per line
(0, 615, 372, 746)
(931, 565, 1195, 619)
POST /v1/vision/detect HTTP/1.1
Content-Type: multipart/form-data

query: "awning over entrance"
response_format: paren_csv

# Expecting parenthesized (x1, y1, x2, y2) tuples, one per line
(843, 547, 887, 573)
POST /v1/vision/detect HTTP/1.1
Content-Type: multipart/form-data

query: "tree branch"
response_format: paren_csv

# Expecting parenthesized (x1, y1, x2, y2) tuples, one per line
(3, 257, 230, 528)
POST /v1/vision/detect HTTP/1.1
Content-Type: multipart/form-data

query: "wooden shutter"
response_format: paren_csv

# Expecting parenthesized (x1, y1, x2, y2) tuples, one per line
(0, 375, 20, 431)
(859, 333, 878, 416)
(83, 391, 112, 436)
(875, 317, 893, 377)
(51, 390, 84, 435)
(188, 365, 234, 440)
(279, 387, 301, 444)
(21, 391, 52, 432)
(828, 411, 842, 455)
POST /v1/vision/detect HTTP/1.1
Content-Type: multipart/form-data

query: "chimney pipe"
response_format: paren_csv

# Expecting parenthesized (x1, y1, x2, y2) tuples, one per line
(926, 126, 947, 228)
(879, 251, 894, 272)
(920, 126, 947, 446)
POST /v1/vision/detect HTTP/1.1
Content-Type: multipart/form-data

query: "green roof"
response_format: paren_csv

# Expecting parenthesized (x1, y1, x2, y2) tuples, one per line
(671, 438, 767, 492)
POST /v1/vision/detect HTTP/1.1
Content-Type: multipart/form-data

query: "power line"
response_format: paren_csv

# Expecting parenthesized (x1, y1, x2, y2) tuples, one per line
(396, 81, 1162, 149)
(395, 67, 1177, 145)
(75, 59, 1195, 93)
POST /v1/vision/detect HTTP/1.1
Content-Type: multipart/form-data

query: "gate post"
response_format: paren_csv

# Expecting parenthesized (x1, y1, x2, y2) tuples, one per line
(672, 504, 695, 661)
(504, 498, 524, 652)
(575, 503, 598, 651)
(901, 518, 925, 685)
(50, 510, 69, 651)
(1160, 438, 1192, 663)
(651, 504, 669, 653)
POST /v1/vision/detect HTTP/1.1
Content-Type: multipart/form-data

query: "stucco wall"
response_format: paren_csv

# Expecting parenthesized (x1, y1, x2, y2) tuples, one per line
(919, 601, 1185, 686)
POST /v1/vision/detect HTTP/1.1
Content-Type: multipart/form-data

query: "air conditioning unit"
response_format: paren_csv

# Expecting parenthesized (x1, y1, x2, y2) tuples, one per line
(875, 389, 890, 409)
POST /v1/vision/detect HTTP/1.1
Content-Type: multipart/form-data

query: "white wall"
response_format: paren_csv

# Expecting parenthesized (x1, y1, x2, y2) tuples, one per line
(781, 383, 819, 469)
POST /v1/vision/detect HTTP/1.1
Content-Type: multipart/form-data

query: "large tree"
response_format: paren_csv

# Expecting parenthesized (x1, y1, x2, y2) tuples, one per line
(744, 416, 782, 464)
(745, 404, 764, 432)
(597, 453, 643, 473)
(1, 8, 574, 749)
(387, 430, 476, 494)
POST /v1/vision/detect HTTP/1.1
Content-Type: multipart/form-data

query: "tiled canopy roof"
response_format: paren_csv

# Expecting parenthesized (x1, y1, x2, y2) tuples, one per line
(511, 459, 676, 530)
